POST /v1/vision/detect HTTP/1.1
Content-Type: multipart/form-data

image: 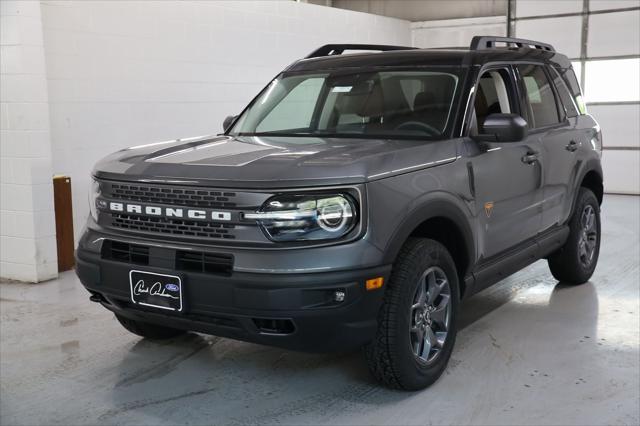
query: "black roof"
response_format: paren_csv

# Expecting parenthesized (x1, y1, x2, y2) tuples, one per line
(287, 43, 572, 73)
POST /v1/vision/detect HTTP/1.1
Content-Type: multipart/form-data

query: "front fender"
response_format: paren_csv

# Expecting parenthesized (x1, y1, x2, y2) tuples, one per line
(381, 191, 476, 272)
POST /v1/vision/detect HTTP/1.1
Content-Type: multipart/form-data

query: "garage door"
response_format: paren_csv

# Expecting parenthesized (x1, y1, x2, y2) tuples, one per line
(511, 0, 640, 194)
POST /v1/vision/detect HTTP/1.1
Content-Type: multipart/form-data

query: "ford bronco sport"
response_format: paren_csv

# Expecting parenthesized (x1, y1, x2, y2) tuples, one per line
(77, 36, 603, 390)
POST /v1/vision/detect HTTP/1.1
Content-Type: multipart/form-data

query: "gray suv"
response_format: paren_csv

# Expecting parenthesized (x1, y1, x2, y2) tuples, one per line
(76, 36, 603, 390)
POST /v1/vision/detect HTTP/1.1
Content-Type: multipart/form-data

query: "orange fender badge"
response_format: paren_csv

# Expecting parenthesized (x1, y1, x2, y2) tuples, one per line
(484, 201, 494, 218)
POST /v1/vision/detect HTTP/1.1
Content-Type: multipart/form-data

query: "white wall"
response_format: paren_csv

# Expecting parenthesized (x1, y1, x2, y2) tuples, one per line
(0, 1, 58, 282)
(40, 0, 411, 245)
(411, 15, 506, 48)
(329, 0, 507, 22)
(514, 0, 640, 195)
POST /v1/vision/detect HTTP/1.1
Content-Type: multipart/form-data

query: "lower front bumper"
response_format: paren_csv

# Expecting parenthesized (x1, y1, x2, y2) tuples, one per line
(76, 248, 390, 353)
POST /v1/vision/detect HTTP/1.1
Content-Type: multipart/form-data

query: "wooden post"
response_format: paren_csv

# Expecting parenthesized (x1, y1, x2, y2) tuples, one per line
(53, 175, 75, 271)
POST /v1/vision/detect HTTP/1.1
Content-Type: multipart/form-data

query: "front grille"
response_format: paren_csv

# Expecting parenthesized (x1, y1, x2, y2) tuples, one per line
(109, 213, 236, 239)
(176, 250, 233, 275)
(101, 240, 149, 265)
(107, 183, 237, 208)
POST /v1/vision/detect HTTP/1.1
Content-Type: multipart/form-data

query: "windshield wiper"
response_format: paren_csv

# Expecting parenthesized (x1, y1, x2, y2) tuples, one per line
(236, 132, 316, 137)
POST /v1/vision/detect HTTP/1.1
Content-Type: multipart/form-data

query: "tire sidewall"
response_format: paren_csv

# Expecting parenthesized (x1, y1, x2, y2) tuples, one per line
(393, 240, 460, 389)
(570, 189, 601, 279)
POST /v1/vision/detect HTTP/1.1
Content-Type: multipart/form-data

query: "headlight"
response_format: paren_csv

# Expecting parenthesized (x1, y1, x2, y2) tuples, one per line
(245, 193, 358, 242)
(89, 178, 100, 221)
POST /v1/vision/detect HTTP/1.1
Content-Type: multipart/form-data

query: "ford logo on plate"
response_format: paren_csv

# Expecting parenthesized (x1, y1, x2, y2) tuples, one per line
(165, 283, 179, 292)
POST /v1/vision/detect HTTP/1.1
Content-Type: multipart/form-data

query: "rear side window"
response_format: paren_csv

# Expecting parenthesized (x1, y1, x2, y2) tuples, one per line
(549, 67, 579, 118)
(553, 65, 586, 114)
(517, 64, 561, 128)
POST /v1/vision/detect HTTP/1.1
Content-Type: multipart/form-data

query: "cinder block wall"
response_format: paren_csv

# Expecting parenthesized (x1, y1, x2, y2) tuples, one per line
(0, 1, 58, 282)
(0, 0, 410, 282)
(40, 0, 411, 246)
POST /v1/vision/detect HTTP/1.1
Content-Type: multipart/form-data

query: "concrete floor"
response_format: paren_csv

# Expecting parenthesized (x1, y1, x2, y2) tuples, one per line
(1, 194, 638, 426)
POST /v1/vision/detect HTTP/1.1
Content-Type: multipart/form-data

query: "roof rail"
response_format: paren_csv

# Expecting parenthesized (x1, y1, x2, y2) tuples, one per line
(470, 36, 555, 52)
(305, 44, 417, 59)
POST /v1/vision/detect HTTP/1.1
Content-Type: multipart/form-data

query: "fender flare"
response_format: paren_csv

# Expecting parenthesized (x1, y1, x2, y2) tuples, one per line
(382, 193, 476, 277)
(570, 158, 604, 215)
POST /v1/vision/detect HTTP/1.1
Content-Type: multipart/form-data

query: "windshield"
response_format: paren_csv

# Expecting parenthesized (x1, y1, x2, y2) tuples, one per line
(229, 68, 462, 140)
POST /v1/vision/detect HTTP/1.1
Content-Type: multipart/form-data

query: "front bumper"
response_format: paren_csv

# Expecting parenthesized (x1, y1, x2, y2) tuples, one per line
(76, 231, 391, 353)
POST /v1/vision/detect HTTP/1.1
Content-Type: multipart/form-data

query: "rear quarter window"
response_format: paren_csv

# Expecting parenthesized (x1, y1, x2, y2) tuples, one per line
(552, 65, 586, 114)
(549, 67, 579, 118)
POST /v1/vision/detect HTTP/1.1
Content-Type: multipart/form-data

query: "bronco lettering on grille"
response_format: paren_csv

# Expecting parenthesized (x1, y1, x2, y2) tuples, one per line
(104, 201, 232, 221)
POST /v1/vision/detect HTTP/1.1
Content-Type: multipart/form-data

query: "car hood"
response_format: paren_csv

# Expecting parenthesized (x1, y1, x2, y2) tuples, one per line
(93, 134, 458, 188)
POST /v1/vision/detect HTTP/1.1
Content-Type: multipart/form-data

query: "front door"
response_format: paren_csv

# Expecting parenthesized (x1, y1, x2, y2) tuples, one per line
(469, 66, 543, 260)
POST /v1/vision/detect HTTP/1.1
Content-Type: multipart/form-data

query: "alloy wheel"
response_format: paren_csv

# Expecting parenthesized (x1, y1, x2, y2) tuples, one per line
(578, 205, 598, 268)
(409, 266, 451, 364)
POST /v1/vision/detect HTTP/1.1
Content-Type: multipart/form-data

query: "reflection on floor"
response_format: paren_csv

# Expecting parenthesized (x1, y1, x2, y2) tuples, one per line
(1, 195, 638, 425)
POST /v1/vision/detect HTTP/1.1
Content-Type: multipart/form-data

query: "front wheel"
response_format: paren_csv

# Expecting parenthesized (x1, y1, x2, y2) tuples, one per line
(548, 187, 601, 285)
(365, 238, 459, 390)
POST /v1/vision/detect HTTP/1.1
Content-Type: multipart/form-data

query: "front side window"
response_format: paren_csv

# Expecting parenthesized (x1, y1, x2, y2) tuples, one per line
(230, 68, 462, 140)
(473, 69, 514, 132)
(517, 64, 561, 128)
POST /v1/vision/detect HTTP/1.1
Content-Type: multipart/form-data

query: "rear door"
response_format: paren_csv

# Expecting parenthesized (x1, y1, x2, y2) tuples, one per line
(515, 64, 582, 231)
(469, 66, 544, 260)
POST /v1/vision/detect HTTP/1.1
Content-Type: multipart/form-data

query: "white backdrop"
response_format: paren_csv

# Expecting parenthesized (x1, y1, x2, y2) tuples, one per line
(514, 0, 640, 195)
(412, 16, 507, 49)
(40, 0, 411, 243)
(1, 0, 410, 281)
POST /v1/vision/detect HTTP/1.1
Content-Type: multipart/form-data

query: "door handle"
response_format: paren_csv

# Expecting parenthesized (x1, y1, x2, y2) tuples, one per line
(521, 150, 539, 164)
(566, 140, 578, 152)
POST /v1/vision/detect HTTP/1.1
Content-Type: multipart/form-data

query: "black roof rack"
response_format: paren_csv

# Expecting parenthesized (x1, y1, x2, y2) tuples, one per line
(305, 44, 417, 59)
(470, 36, 555, 52)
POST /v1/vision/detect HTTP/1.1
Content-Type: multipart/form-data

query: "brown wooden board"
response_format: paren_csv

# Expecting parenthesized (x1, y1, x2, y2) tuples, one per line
(53, 176, 75, 271)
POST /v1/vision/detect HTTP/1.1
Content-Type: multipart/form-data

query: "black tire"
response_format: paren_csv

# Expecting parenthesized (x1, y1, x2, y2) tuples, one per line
(548, 187, 601, 285)
(115, 314, 186, 340)
(365, 238, 459, 390)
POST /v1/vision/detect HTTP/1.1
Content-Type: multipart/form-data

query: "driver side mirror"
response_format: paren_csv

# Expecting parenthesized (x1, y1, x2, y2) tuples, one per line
(223, 115, 237, 133)
(473, 113, 528, 143)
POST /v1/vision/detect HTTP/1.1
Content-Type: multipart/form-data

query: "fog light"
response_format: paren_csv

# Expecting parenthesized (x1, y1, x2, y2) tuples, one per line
(334, 290, 346, 302)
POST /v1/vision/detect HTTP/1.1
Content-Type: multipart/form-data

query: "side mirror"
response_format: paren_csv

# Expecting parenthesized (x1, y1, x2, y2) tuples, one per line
(223, 115, 237, 133)
(473, 113, 528, 143)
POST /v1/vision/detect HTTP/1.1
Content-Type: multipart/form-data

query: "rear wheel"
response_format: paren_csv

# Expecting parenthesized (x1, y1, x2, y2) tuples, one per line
(365, 238, 459, 390)
(115, 314, 186, 340)
(548, 187, 601, 284)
